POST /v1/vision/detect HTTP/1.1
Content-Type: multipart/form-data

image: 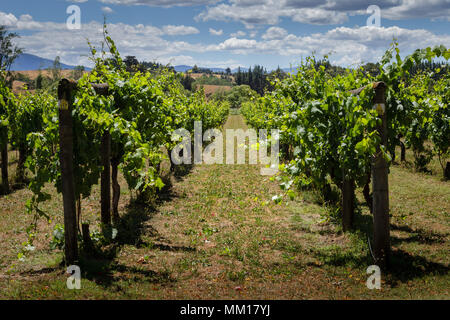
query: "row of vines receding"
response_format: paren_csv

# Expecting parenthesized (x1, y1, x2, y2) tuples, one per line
(1, 25, 230, 264)
(241, 43, 449, 267)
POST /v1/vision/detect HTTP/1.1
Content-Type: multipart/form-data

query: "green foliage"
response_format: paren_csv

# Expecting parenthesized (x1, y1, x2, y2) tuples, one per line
(193, 74, 233, 87)
(242, 44, 450, 216)
(243, 57, 378, 194)
(0, 73, 15, 148)
(0, 25, 23, 72)
(49, 224, 65, 250)
(378, 43, 449, 174)
(181, 74, 195, 91)
(430, 75, 450, 172)
(10, 92, 55, 153)
(72, 66, 85, 80)
(191, 65, 212, 74)
(211, 85, 258, 109)
(16, 26, 229, 261)
(235, 65, 268, 95)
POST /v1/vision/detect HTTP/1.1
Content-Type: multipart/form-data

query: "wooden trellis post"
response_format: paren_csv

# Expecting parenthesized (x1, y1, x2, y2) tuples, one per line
(371, 82, 390, 268)
(341, 176, 354, 232)
(101, 131, 111, 227)
(88, 84, 111, 229)
(1, 130, 8, 194)
(58, 79, 78, 265)
(111, 154, 121, 225)
(350, 81, 390, 268)
(58, 79, 109, 263)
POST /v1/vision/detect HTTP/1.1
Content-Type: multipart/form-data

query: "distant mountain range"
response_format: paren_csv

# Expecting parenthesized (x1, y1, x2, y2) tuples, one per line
(10, 53, 87, 71)
(173, 65, 193, 73)
(173, 65, 238, 73)
(10, 53, 296, 74)
(174, 65, 296, 74)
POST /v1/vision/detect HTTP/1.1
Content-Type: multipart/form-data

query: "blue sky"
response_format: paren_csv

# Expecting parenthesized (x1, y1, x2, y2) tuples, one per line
(1, 0, 449, 70)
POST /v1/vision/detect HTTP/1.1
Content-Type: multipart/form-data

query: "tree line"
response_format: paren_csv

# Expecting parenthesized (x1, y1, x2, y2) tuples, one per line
(236, 65, 274, 95)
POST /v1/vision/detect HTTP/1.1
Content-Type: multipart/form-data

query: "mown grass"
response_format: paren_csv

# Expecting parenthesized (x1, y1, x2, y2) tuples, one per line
(0, 113, 448, 299)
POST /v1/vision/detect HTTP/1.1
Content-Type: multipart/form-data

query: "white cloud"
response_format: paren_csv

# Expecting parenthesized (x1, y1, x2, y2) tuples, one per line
(248, 30, 258, 38)
(197, 0, 450, 27)
(209, 25, 450, 66)
(162, 25, 200, 35)
(19, 14, 33, 22)
(290, 8, 348, 24)
(0, 12, 51, 30)
(2, 9, 449, 69)
(197, 58, 241, 69)
(317, 0, 450, 20)
(158, 55, 240, 68)
(102, 6, 114, 13)
(209, 28, 223, 36)
(158, 55, 197, 65)
(262, 27, 288, 40)
(98, 0, 219, 7)
(230, 30, 246, 37)
(216, 37, 258, 51)
(381, 0, 450, 20)
(0, 12, 18, 27)
(196, 1, 281, 28)
(196, 0, 350, 27)
(1, 11, 207, 67)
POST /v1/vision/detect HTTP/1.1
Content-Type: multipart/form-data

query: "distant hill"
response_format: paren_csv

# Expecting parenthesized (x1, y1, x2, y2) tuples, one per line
(282, 67, 299, 74)
(232, 67, 248, 73)
(10, 53, 88, 71)
(174, 65, 229, 73)
(174, 66, 255, 74)
(231, 67, 297, 74)
(10, 53, 294, 75)
(210, 67, 228, 73)
(174, 65, 251, 74)
(174, 65, 193, 73)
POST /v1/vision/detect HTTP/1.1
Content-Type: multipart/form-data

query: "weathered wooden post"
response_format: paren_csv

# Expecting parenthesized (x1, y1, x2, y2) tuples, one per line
(0, 129, 9, 194)
(58, 79, 112, 261)
(445, 162, 450, 181)
(342, 176, 354, 232)
(16, 144, 27, 184)
(90, 83, 112, 230)
(101, 131, 111, 228)
(58, 79, 78, 265)
(111, 154, 121, 225)
(371, 82, 390, 268)
(82, 223, 94, 254)
(1, 90, 10, 194)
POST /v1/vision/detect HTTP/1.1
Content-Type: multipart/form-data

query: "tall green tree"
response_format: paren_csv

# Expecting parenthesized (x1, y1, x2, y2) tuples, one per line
(72, 65, 85, 80)
(124, 55, 139, 72)
(236, 67, 242, 85)
(0, 26, 23, 88)
(0, 25, 22, 194)
(0, 26, 22, 73)
(50, 56, 62, 83)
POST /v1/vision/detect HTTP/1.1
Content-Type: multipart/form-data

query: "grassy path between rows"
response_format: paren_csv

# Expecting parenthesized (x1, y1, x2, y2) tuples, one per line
(0, 113, 448, 299)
